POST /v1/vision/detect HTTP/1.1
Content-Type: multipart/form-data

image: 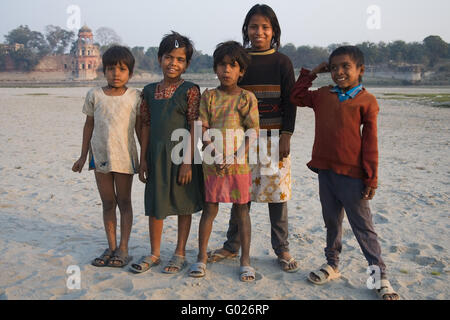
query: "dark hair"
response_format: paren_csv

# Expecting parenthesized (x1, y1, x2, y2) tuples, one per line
(158, 31, 194, 64)
(213, 41, 251, 75)
(329, 46, 365, 67)
(102, 46, 135, 74)
(242, 4, 281, 50)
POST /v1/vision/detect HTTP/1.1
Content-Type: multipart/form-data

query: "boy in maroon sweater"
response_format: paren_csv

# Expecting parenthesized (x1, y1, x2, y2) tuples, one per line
(290, 46, 399, 300)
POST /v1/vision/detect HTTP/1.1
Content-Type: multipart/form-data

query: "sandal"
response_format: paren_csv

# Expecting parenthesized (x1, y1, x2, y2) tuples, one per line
(376, 279, 400, 300)
(91, 248, 114, 267)
(129, 255, 161, 274)
(189, 262, 207, 278)
(278, 257, 300, 273)
(308, 264, 341, 285)
(239, 266, 256, 282)
(162, 255, 187, 274)
(207, 248, 238, 263)
(107, 251, 133, 268)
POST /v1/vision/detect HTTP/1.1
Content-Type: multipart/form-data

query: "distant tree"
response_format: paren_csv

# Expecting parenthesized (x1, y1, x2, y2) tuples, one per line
(4, 25, 49, 55)
(189, 50, 213, 73)
(423, 35, 449, 66)
(95, 27, 122, 48)
(45, 25, 75, 54)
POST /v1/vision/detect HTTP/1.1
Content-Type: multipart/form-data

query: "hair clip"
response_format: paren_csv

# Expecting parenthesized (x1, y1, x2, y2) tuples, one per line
(175, 40, 180, 48)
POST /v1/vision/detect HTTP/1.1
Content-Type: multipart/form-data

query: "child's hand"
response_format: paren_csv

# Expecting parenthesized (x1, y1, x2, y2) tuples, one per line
(72, 156, 86, 173)
(139, 162, 148, 183)
(311, 62, 330, 75)
(279, 134, 291, 160)
(362, 186, 376, 200)
(178, 163, 192, 185)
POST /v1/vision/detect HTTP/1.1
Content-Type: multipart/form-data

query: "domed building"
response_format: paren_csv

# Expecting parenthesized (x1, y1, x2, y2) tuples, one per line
(70, 25, 101, 80)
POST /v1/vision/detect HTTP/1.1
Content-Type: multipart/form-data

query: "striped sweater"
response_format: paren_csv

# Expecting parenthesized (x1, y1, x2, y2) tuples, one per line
(239, 48, 297, 134)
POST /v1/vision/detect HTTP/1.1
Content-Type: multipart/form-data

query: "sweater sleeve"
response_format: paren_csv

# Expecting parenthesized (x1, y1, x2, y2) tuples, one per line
(361, 97, 379, 188)
(280, 56, 297, 135)
(290, 68, 319, 108)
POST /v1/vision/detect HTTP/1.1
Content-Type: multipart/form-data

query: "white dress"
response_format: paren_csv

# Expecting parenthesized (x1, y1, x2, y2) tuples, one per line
(82, 87, 141, 174)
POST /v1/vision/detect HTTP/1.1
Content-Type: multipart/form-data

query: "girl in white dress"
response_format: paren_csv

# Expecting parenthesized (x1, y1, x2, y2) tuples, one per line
(72, 46, 142, 268)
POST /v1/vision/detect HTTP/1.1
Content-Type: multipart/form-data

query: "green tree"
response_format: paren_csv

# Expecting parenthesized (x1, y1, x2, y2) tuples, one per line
(45, 25, 75, 54)
(423, 35, 449, 66)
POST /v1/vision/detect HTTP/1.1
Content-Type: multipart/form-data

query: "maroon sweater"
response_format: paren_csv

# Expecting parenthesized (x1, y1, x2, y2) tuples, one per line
(290, 69, 379, 188)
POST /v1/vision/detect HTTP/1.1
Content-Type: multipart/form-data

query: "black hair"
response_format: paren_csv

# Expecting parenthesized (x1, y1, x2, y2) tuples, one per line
(158, 31, 194, 64)
(242, 4, 281, 50)
(102, 46, 135, 75)
(213, 41, 251, 75)
(329, 45, 365, 67)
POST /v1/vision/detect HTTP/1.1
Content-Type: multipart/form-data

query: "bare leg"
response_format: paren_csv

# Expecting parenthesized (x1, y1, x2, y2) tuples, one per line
(234, 204, 251, 267)
(149, 216, 164, 261)
(197, 203, 219, 264)
(164, 215, 192, 272)
(94, 171, 117, 255)
(113, 172, 134, 258)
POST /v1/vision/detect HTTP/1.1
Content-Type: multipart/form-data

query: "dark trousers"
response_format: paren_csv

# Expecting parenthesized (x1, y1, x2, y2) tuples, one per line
(223, 202, 290, 256)
(318, 170, 386, 275)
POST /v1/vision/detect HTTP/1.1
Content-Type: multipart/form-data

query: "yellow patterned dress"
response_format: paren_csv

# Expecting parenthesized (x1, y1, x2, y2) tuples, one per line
(199, 88, 259, 204)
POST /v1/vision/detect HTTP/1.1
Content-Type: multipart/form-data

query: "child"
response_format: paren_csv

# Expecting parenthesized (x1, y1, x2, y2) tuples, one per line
(129, 32, 204, 274)
(207, 4, 299, 273)
(72, 46, 141, 268)
(290, 46, 399, 300)
(188, 41, 259, 282)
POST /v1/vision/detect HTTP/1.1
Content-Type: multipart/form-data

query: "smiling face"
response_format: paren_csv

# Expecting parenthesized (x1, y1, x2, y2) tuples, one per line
(247, 14, 273, 51)
(104, 61, 130, 88)
(215, 55, 244, 92)
(329, 54, 365, 91)
(159, 47, 188, 81)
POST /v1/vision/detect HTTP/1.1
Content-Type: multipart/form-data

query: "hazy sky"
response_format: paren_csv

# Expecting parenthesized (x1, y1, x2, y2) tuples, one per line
(1, 0, 449, 54)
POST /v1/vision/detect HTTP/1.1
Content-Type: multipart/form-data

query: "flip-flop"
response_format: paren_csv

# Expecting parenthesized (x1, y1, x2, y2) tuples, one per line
(129, 255, 161, 274)
(239, 266, 256, 282)
(189, 262, 207, 278)
(308, 264, 341, 285)
(162, 255, 187, 274)
(376, 279, 400, 300)
(278, 257, 300, 273)
(107, 252, 133, 268)
(207, 249, 238, 263)
(91, 248, 114, 267)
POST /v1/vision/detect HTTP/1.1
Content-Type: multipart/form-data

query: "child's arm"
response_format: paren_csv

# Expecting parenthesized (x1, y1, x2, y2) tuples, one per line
(361, 99, 380, 200)
(139, 97, 150, 183)
(290, 62, 329, 108)
(72, 115, 94, 173)
(135, 115, 142, 146)
(177, 86, 201, 185)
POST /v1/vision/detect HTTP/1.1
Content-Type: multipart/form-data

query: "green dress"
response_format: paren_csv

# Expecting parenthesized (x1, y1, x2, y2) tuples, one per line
(142, 81, 204, 219)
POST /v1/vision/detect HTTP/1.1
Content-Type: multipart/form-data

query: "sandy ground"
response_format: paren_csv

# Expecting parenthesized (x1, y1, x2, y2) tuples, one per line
(0, 86, 448, 300)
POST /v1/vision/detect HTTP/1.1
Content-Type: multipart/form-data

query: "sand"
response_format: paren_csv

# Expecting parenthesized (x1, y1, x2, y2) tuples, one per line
(0, 86, 449, 300)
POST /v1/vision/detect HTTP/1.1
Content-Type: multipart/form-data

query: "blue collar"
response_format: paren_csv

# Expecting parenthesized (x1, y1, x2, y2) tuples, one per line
(330, 84, 363, 102)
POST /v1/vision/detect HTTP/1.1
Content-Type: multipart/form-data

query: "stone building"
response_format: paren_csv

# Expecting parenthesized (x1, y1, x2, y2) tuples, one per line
(29, 25, 101, 81)
(70, 25, 101, 80)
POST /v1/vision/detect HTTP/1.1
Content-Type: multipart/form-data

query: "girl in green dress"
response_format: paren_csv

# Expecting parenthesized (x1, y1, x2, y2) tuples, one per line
(129, 32, 204, 274)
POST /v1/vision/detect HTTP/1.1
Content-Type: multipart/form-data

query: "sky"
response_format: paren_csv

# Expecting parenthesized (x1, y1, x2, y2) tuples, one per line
(1, 0, 449, 55)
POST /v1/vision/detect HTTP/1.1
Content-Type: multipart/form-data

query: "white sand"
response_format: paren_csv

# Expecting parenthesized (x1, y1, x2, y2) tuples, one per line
(0, 86, 449, 300)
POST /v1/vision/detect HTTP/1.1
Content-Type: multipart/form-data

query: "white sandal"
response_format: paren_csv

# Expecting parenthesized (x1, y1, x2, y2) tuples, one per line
(239, 266, 256, 282)
(308, 264, 341, 285)
(189, 262, 207, 278)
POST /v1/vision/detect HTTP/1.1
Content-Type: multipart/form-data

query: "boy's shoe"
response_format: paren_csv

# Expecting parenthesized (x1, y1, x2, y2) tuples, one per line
(376, 279, 400, 300)
(308, 263, 341, 285)
(107, 251, 133, 268)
